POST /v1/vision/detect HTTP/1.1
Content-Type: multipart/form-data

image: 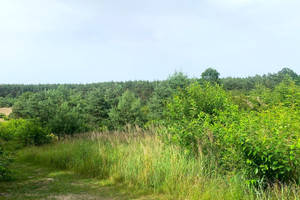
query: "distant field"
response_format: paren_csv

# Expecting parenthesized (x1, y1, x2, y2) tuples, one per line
(0, 107, 12, 116)
(0, 107, 12, 121)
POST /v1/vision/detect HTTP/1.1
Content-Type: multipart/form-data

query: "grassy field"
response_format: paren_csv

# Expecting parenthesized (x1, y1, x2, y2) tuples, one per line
(2, 131, 300, 200)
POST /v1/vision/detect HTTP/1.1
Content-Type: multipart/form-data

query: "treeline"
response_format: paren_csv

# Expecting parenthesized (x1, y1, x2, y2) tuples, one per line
(222, 67, 300, 91)
(1, 67, 299, 107)
(0, 81, 157, 107)
(4, 71, 192, 133)
(0, 68, 299, 138)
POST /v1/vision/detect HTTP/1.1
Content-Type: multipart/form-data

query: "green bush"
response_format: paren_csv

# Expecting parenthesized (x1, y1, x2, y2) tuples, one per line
(0, 140, 13, 180)
(0, 119, 51, 147)
(234, 106, 300, 184)
(0, 119, 51, 179)
(161, 81, 300, 184)
(161, 82, 239, 164)
(273, 76, 300, 107)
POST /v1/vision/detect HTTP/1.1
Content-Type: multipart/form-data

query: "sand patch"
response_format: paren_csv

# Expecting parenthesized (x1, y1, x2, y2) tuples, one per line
(0, 107, 12, 116)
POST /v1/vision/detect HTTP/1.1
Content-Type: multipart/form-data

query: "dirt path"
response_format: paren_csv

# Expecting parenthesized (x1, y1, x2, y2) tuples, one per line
(0, 108, 12, 116)
(0, 163, 160, 200)
(0, 107, 12, 122)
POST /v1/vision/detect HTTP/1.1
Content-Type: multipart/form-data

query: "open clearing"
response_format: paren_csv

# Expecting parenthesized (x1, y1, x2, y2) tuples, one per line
(0, 108, 12, 116)
(0, 108, 12, 122)
(0, 162, 162, 200)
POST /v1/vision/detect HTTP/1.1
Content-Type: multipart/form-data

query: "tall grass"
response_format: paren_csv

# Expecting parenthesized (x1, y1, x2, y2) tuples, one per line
(19, 130, 300, 200)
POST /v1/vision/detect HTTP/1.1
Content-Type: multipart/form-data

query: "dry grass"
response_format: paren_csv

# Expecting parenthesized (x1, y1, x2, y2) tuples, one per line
(0, 107, 12, 116)
(0, 107, 12, 122)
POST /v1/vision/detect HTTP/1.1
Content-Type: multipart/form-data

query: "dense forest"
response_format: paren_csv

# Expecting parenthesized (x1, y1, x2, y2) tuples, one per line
(1, 67, 300, 199)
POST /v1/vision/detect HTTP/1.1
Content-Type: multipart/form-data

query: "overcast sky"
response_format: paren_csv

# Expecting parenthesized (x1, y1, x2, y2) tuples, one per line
(0, 0, 299, 84)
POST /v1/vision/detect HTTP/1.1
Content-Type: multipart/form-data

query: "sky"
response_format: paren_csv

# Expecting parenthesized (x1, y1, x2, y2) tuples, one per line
(0, 0, 299, 84)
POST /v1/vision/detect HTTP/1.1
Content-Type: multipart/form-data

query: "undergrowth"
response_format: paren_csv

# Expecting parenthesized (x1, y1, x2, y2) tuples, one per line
(19, 131, 300, 200)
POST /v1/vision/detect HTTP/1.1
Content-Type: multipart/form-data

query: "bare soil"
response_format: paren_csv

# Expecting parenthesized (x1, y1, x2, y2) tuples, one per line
(0, 107, 12, 116)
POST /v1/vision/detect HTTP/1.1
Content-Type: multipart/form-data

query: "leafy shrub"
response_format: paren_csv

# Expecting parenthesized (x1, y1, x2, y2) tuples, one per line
(47, 102, 87, 140)
(0, 119, 51, 179)
(161, 82, 238, 163)
(161, 81, 300, 185)
(0, 140, 13, 180)
(273, 76, 300, 107)
(234, 106, 300, 184)
(0, 119, 51, 147)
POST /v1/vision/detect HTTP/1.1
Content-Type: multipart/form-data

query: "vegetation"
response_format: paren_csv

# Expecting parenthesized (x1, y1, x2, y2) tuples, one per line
(0, 68, 300, 199)
(0, 140, 13, 179)
(201, 68, 220, 84)
(235, 106, 300, 184)
(0, 119, 50, 147)
(18, 131, 300, 199)
(1, 162, 157, 200)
